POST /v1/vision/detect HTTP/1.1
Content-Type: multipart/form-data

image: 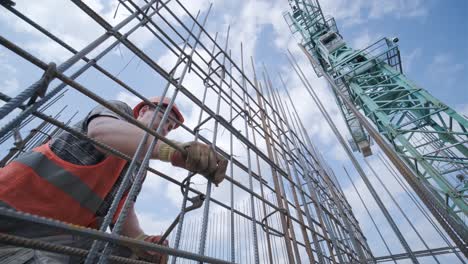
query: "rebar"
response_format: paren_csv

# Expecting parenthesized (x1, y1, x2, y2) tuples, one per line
(1, 1, 461, 263)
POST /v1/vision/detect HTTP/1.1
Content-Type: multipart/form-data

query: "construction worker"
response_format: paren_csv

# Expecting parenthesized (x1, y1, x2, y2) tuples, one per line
(0, 97, 228, 263)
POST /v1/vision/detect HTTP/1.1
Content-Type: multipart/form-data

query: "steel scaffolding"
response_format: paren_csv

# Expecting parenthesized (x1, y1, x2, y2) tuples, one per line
(0, 1, 375, 263)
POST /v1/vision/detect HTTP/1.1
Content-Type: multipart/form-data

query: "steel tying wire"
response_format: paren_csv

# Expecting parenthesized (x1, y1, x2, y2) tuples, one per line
(0, 62, 55, 120)
(155, 173, 204, 246)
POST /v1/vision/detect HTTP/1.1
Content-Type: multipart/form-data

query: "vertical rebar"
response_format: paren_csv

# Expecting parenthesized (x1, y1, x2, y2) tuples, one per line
(197, 25, 230, 262)
(239, 43, 260, 264)
(286, 49, 419, 263)
(171, 23, 218, 264)
(262, 67, 316, 263)
(364, 158, 441, 264)
(343, 166, 398, 264)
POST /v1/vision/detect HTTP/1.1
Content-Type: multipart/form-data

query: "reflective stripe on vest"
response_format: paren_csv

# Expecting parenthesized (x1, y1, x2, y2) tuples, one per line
(0, 142, 128, 227)
(14, 151, 103, 214)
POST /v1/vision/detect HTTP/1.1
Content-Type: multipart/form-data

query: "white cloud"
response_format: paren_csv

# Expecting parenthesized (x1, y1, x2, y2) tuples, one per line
(0, 0, 176, 63)
(351, 29, 382, 50)
(402, 47, 422, 73)
(427, 53, 464, 75)
(320, 0, 429, 27)
(0, 0, 107, 62)
(426, 53, 464, 86)
(369, 0, 429, 20)
(220, 0, 286, 61)
(320, 0, 367, 27)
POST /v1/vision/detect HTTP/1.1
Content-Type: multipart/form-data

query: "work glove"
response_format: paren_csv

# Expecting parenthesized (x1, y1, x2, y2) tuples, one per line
(132, 234, 168, 263)
(159, 141, 228, 186)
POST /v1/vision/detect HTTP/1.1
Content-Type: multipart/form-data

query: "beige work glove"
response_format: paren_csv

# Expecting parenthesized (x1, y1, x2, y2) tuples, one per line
(131, 234, 168, 263)
(159, 141, 228, 186)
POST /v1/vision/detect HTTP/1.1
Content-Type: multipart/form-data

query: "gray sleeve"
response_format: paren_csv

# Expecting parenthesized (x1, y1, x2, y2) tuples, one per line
(83, 100, 133, 131)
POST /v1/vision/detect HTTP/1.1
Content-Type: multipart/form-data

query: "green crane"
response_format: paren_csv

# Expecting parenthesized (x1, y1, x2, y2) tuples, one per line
(284, 0, 467, 253)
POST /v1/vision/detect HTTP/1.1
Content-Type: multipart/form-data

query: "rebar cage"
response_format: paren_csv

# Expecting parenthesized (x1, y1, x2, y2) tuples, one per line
(0, 1, 381, 263)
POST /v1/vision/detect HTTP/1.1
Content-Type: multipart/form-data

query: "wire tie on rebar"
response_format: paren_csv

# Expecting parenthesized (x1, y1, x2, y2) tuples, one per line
(140, 17, 149, 27)
(250, 109, 261, 120)
(169, 54, 191, 75)
(27, 62, 56, 106)
(193, 116, 213, 133)
(207, 50, 224, 69)
(0, 0, 15, 7)
(261, 208, 288, 237)
(228, 110, 244, 124)
(88, 58, 97, 65)
(202, 77, 214, 89)
(211, 65, 226, 81)
(12, 127, 22, 147)
(186, 55, 193, 73)
(106, 29, 117, 37)
(113, 1, 124, 19)
(30, 128, 52, 141)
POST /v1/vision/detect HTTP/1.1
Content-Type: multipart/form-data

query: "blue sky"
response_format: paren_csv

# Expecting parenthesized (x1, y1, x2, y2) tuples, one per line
(0, 0, 467, 263)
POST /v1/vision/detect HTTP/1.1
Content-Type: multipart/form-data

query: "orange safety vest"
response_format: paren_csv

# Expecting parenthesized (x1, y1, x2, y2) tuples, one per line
(0, 142, 128, 228)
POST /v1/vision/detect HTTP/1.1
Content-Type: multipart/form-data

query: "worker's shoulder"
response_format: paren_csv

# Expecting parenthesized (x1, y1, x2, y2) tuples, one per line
(89, 100, 133, 115)
(105, 100, 133, 111)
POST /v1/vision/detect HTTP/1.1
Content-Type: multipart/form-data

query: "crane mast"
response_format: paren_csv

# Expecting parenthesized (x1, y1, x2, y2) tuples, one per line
(284, 0, 467, 251)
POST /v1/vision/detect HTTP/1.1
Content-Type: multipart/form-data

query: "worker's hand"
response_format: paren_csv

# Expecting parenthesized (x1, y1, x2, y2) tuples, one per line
(133, 234, 168, 263)
(171, 141, 228, 186)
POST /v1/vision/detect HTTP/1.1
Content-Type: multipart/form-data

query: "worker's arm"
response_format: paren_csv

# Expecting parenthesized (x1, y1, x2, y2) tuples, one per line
(87, 116, 164, 160)
(87, 101, 227, 184)
(119, 202, 144, 238)
(121, 204, 169, 262)
(88, 116, 228, 186)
